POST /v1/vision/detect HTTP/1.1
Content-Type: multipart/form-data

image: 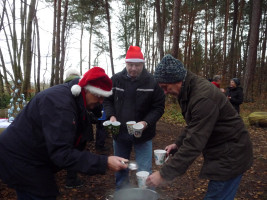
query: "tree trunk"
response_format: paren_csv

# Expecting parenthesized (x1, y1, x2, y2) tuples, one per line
(151, 5, 156, 73)
(259, 16, 267, 95)
(172, 0, 181, 58)
(222, 0, 229, 83)
(204, 2, 208, 78)
(236, 0, 244, 78)
(187, 8, 196, 70)
(0, 0, 7, 32)
(105, 0, 115, 75)
(0, 48, 11, 94)
(50, 0, 57, 87)
(243, 0, 261, 101)
(155, 0, 165, 60)
(2, 4, 18, 83)
(80, 22, 83, 74)
(144, 3, 150, 70)
(229, 0, 238, 78)
(0, 71, 4, 94)
(22, 0, 36, 97)
(54, 0, 61, 85)
(135, 0, 140, 46)
(184, 13, 190, 68)
(34, 16, 41, 93)
(19, 0, 27, 77)
(210, 2, 216, 76)
(59, 0, 68, 84)
(88, 15, 95, 70)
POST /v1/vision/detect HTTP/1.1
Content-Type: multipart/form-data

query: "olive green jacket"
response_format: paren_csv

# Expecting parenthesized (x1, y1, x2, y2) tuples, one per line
(160, 71, 253, 181)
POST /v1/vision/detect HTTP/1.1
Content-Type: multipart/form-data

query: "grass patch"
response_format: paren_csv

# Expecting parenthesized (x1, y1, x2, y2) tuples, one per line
(162, 95, 267, 127)
(161, 100, 186, 126)
(0, 109, 8, 118)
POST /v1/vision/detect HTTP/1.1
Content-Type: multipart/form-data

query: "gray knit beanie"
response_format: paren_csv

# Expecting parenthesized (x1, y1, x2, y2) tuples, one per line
(154, 54, 187, 83)
(232, 78, 240, 86)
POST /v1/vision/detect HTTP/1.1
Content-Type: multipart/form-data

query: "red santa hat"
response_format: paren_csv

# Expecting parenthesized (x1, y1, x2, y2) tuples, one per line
(71, 67, 112, 97)
(125, 46, 145, 63)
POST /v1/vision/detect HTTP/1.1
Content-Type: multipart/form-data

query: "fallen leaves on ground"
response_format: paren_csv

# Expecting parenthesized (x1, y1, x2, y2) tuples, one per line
(0, 121, 266, 200)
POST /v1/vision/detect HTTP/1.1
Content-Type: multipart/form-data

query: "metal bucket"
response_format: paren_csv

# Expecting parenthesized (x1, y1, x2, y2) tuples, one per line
(106, 188, 159, 200)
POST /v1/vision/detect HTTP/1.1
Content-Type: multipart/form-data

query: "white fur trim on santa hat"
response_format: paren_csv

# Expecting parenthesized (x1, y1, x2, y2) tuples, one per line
(125, 58, 145, 63)
(65, 68, 81, 79)
(71, 84, 82, 96)
(84, 85, 112, 97)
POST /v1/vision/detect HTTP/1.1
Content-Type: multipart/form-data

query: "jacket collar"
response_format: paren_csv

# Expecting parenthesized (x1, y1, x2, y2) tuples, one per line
(178, 71, 194, 102)
(68, 78, 87, 114)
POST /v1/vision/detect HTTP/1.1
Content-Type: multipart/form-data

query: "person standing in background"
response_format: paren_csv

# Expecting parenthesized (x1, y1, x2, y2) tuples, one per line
(225, 78, 244, 114)
(211, 75, 225, 93)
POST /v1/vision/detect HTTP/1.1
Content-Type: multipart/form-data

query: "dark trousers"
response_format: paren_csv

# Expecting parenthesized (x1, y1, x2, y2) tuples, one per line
(95, 120, 107, 148)
(66, 140, 87, 184)
(16, 191, 56, 200)
(66, 170, 79, 184)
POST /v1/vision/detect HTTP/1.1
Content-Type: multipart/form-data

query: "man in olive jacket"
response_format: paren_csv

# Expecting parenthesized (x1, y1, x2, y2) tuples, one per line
(146, 54, 253, 200)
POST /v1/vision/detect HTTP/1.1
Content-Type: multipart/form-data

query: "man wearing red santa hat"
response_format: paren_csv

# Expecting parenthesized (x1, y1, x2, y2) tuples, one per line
(103, 46, 165, 190)
(0, 67, 128, 199)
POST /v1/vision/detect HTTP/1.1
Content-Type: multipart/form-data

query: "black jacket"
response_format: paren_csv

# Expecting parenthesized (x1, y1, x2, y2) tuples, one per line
(160, 72, 253, 181)
(0, 79, 107, 197)
(225, 86, 243, 113)
(103, 68, 165, 143)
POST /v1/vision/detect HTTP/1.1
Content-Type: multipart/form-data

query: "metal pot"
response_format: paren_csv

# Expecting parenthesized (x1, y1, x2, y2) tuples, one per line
(106, 188, 159, 200)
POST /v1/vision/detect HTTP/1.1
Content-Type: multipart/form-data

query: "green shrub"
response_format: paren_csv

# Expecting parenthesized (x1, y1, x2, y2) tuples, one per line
(0, 94, 11, 109)
(162, 102, 186, 125)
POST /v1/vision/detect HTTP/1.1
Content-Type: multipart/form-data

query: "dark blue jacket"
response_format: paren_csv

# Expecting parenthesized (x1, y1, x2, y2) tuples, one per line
(0, 79, 107, 197)
(103, 68, 165, 143)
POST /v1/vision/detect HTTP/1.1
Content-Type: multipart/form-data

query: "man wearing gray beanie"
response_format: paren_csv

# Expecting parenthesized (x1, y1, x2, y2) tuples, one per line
(146, 54, 253, 200)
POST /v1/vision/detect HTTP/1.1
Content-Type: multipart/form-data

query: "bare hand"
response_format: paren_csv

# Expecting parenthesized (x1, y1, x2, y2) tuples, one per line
(146, 171, 166, 187)
(138, 121, 148, 129)
(110, 116, 117, 122)
(220, 88, 225, 93)
(107, 156, 128, 171)
(165, 143, 178, 156)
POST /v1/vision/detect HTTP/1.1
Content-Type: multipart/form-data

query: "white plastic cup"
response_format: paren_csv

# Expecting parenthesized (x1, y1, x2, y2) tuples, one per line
(132, 123, 144, 138)
(136, 171, 149, 189)
(154, 149, 167, 165)
(126, 121, 136, 135)
(103, 120, 112, 134)
(111, 121, 121, 135)
(103, 120, 111, 126)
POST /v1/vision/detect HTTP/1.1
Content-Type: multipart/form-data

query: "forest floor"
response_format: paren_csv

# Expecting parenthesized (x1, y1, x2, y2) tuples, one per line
(0, 119, 266, 200)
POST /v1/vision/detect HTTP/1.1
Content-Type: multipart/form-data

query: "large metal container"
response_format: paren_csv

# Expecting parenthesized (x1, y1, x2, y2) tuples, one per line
(106, 188, 159, 200)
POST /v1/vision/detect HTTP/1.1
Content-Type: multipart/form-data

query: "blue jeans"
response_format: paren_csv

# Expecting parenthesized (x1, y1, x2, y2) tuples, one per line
(204, 174, 243, 200)
(16, 190, 56, 200)
(113, 139, 152, 189)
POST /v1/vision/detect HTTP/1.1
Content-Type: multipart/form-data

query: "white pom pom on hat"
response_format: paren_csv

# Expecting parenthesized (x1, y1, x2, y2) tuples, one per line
(71, 84, 82, 96)
(71, 66, 112, 97)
